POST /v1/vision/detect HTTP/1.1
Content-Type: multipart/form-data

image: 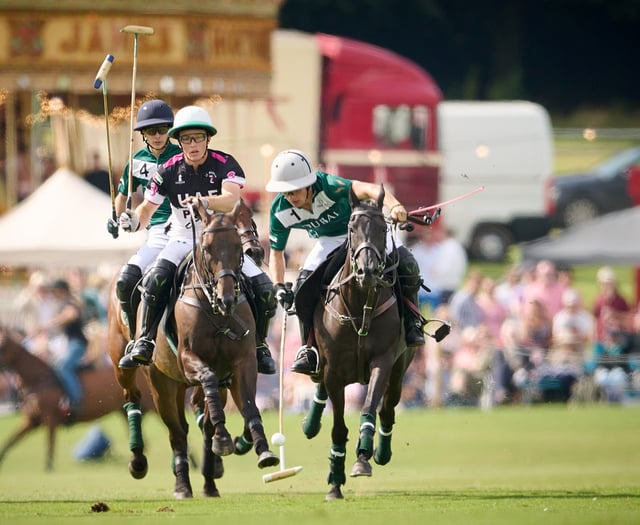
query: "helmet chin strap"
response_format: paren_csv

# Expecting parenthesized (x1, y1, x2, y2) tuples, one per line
(144, 137, 169, 154)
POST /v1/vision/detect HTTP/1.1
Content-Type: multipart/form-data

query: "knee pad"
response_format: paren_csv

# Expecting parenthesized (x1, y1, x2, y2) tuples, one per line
(398, 246, 422, 286)
(250, 273, 276, 318)
(116, 264, 142, 303)
(141, 259, 177, 301)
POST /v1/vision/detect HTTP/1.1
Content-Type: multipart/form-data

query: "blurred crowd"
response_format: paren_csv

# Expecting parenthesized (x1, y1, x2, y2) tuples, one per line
(406, 227, 640, 408)
(2, 227, 639, 415)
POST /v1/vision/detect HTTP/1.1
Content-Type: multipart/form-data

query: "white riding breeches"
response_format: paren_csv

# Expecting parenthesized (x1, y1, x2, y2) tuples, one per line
(302, 229, 402, 272)
(156, 237, 262, 278)
(128, 224, 169, 272)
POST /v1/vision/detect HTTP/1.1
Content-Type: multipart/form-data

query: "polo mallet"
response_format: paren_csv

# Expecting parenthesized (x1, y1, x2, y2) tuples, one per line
(120, 24, 154, 210)
(263, 287, 303, 483)
(93, 54, 119, 239)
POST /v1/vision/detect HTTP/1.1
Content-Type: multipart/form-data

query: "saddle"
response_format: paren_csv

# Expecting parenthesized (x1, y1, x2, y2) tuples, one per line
(294, 242, 404, 328)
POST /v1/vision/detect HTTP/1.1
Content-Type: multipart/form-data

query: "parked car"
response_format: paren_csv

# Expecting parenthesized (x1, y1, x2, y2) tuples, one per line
(546, 146, 640, 228)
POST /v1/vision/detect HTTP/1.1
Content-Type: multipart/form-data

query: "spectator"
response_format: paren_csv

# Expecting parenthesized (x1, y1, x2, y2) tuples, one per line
(38, 279, 88, 415)
(552, 288, 594, 357)
(494, 263, 526, 318)
(521, 259, 566, 318)
(448, 269, 484, 330)
(84, 151, 111, 195)
(12, 271, 56, 359)
(408, 228, 443, 311)
(476, 276, 508, 343)
(518, 298, 553, 355)
(430, 226, 468, 304)
(448, 324, 493, 405)
(592, 266, 631, 359)
(535, 330, 584, 403)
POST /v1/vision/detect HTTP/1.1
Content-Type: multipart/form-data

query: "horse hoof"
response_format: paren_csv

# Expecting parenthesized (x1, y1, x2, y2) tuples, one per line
(128, 456, 148, 479)
(173, 490, 193, 499)
(350, 456, 372, 477)
(326, 485, 344, 500)
(203, 485, 220, 498)
(257, 450, 280, 469)
(301, 417, 321, 439)
(212, 435, 235, 456)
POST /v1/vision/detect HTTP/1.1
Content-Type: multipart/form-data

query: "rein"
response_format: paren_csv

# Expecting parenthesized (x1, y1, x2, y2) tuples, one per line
(180, 203, 248, 339)
(325, 207, 397, 337)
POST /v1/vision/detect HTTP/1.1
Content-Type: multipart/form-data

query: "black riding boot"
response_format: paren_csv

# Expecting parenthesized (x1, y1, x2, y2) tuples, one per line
(116, 263, 142, 340)
(118, 259, 176, 369)
(290, 270, 319, 375)
(398, 246, 426, 348)
(250, 273, 277, 375)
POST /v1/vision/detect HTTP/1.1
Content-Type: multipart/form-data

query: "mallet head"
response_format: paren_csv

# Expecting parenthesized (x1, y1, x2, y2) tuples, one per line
(120, 25, 155, 35)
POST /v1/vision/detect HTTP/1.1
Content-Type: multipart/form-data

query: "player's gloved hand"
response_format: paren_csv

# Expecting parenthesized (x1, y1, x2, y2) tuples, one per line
(119, 209, 140, 232)
(107, 217, 119, 238)
(274, 283, 294, 310)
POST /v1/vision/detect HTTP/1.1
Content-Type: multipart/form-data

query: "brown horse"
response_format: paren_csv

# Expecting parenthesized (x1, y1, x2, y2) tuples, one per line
(299, 187, 448, 500)
(106, 198, 264, 482)
(147, 199, 278, 498)
(0, 326, 154, 471)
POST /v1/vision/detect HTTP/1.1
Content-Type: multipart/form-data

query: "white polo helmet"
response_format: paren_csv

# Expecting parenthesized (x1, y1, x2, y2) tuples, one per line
(168, 105, 217, 139)
(266, 149, 316, 192)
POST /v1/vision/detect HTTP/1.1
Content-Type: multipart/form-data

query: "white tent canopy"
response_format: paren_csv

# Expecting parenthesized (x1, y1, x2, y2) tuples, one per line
(0, 168, 147, 269)
(520, 207, 640, 266)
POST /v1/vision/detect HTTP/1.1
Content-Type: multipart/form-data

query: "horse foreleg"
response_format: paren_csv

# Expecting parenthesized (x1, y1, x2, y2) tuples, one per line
(200, 434, 221, 497)
(302, 382, 328, 439)
(326, 385, 348, 501)
(123, 401, 148, 479)
(374, 354, 412, 466)
(198, 367, 234, 456)
(229, 373, 278, 469)
(352, 366, 391, 477)
(0, 417, 39, 470)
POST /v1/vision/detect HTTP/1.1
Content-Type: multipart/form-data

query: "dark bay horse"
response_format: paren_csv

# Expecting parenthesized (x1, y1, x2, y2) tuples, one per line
(0, 326, 154, 471)
(106, 198, 264, 483)
(147, 198, 278, 499)
(300, 187, 418, 500)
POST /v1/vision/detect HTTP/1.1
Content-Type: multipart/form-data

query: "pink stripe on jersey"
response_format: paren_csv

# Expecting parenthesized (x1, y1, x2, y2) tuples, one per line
(163, 152, 185, 167)
(210, 151, 227, 163)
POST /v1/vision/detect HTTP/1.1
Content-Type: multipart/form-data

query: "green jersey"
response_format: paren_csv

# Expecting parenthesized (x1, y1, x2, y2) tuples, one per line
(269, 171, 354, 251)
(116, 143, 182, 227)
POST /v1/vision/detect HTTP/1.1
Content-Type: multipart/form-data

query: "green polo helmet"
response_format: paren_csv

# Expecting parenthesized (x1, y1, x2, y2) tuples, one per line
(168, 105, 217, 139)
(266, 149, 316, 192)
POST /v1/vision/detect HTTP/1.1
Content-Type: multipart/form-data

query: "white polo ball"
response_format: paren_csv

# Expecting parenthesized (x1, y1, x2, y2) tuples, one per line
(271, 432, 286, 446)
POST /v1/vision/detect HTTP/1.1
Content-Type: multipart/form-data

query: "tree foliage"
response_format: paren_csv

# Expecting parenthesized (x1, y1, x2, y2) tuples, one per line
(279, 0, 640, 113)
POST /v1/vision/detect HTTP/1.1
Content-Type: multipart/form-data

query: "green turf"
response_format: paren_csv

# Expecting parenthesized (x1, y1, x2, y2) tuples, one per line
(0, 404, 639, 524)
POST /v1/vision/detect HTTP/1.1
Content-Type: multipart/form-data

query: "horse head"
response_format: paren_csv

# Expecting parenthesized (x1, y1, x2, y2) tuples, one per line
(196, 199, 244, 316)
(236, 198, 265, 267)
(347, 185, 387, 288)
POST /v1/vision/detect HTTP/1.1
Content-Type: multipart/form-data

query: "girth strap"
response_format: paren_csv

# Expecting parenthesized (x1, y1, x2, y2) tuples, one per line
(178, 293, 250, 341)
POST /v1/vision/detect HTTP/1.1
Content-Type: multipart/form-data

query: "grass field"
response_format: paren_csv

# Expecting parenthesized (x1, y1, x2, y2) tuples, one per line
(0, 404, 639, 524)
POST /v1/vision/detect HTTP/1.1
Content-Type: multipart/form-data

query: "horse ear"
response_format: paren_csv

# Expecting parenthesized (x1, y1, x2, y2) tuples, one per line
(349, 186, 360, 208)
(192, 198, 207, 221)
(229, 198, 243, 222)
(377, 184, 385, 209)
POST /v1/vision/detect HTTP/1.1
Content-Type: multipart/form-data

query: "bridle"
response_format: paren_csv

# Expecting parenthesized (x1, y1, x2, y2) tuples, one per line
(326, 204, 397, 337)
(187, 205, 243, 315)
